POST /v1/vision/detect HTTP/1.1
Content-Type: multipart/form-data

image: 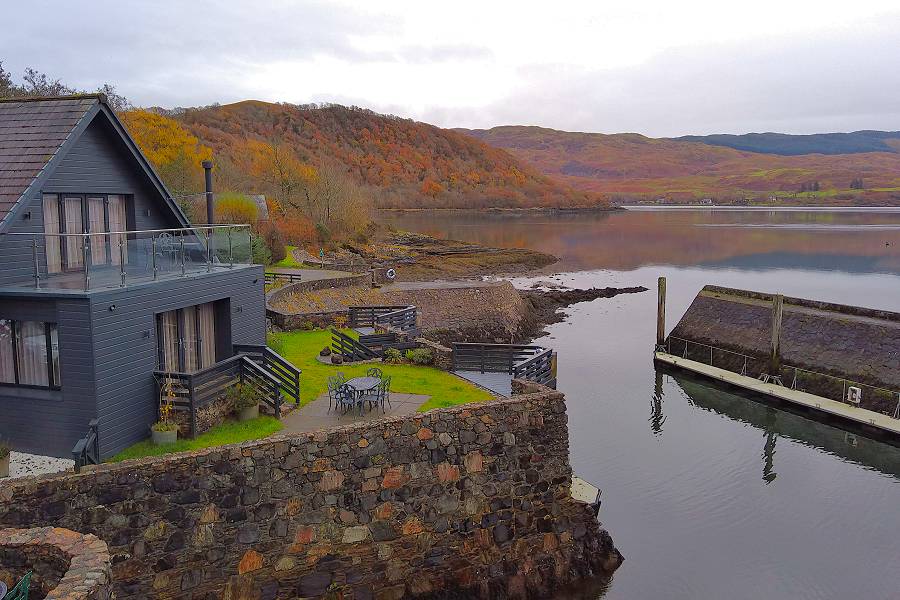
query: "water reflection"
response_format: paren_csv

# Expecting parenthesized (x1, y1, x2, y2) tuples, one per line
(669, 373, 900, 480)
(381, 209, 900, 274)
(648, 371, 666, 437)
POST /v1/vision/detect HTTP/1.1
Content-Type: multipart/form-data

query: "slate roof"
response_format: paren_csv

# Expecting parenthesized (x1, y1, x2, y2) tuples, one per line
(0, 95, 99, 225)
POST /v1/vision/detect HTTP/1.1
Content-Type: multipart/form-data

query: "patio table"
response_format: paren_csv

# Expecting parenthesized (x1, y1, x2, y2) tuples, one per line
(345, 376, 382, 414)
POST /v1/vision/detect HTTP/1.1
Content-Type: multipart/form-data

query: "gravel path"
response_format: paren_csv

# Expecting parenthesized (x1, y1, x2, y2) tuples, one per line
(5, 451, 74, 479)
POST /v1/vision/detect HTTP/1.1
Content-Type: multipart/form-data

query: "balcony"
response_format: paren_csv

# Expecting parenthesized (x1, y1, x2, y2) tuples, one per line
(2, 225, 254, 292)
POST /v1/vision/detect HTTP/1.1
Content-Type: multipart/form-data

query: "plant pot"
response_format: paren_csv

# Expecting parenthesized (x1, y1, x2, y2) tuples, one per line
(238, 404, 259, 422)
(151, 428, 178, 445)
(0, 454, 9, 478)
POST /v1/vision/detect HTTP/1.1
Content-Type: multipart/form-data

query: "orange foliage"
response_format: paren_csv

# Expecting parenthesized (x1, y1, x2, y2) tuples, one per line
(275, 215, 318, 245)
(176, 101, 603, 209)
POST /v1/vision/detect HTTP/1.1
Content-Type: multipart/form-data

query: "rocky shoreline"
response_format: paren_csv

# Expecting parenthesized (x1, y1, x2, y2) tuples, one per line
(519, 286, 649, 340)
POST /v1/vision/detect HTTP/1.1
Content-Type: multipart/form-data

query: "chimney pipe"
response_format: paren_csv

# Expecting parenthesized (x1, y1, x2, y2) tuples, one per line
(202, 160, 214, 224)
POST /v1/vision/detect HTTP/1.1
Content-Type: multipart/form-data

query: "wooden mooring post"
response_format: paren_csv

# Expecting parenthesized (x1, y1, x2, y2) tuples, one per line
(770, 294, 784, 375)
(656, 276, 667, 348)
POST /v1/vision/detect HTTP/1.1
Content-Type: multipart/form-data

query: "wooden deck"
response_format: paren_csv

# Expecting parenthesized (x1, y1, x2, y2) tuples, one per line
(655, 351, 900, 436)
(452, 370, 512, 397)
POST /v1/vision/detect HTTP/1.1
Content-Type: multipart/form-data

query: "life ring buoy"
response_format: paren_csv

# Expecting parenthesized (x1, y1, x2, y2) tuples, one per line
(385, 268, 396, 280)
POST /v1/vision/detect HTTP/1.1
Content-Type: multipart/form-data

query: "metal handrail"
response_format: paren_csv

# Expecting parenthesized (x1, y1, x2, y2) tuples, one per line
(4, 224, 251, 237)
(664, 335, 900, 412)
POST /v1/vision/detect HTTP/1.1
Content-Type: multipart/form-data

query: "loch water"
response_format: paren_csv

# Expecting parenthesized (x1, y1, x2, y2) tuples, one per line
(380, 208, 900, 600)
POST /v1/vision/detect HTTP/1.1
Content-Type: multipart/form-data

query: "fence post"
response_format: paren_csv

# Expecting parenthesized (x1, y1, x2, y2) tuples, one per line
(770, 294, 784, 375)
(188, 375, 198, 439)
(657, 276, 667, 348)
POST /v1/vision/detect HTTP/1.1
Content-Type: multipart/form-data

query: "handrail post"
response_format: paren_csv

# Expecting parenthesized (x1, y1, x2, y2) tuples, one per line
(206, 228, 212, 273)
(32, 235, 40, 288)
(82, 234, 90, 291)
(188, 374, 198, 439)
(119, 234, 126, 287)
(152, 236, 158, 280)
(180, 232, 186, 276)
(228, 227, 234, 268)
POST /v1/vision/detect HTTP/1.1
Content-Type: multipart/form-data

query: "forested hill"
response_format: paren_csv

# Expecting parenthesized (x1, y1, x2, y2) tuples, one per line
(175, 101, 604, 209)
(673, 131, 900, 156)
(461, 125, 900, 204)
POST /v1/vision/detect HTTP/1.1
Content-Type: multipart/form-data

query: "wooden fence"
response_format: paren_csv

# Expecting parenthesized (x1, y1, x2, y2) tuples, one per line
(234, 344, 301, 405)
(348, 305, 415, 328)
(331, 328, 381, 361)
(452, 343, 557, 389)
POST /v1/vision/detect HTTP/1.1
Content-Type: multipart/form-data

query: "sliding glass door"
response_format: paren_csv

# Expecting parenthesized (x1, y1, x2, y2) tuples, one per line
(42, 194, 129, 272)
(156, 302, 219, 372)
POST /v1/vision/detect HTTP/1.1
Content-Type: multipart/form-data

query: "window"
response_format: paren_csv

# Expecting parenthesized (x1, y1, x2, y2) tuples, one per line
(0, 319, 61, 389)
(156, 302, 218, 373)
(42, 194, 129, 272)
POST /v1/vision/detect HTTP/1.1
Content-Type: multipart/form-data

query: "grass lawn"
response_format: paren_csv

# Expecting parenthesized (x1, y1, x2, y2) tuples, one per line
(271, 245, 305, 269)
(267, 329, 494, 411)
(108, 416, 283, 462)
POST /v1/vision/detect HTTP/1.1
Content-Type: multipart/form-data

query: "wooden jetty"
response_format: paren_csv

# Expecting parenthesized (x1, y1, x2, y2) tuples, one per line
(654, 277, 900, 437)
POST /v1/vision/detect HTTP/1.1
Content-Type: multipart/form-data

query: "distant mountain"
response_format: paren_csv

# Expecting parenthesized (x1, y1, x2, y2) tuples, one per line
(177, 101, 604, 209)
(461, 126, 900, 204)
(673, 131, 900, 156)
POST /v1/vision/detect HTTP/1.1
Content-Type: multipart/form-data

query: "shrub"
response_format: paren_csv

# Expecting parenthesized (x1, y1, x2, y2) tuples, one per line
(264, 227, 287, 263)
(276, 215, 317, 245)
(226, 383, 260, 410)
(251, 235, 271, 265)
(315, 222, 331, 242)
(383, 348, 404, 364)
(215, 192, 259, 225)
(405, 348, 434, 365)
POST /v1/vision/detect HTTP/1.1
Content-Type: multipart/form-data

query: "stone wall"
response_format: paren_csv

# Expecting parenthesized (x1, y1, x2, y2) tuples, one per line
(0, 527, 111, 600)
(0, 389, 620, 599)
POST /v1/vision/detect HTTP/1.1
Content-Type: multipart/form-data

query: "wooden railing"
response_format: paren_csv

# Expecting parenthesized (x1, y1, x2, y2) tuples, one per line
(234, 344, 301, 405)
(155, 354, 285, 438)
(375, 306, 418, 332)
(331, 328, 381, 361)
(71, 419, 100, 473)
(452, 343, 557, 389)
(264, 272, 302, 285)
(348, 305, 414, 328)
(513, 348, 556, 388)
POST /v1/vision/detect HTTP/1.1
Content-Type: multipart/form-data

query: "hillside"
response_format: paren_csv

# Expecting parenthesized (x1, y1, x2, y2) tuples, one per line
(461, 126, 900, 205)
(674, 131, 900, 156)
(176, 101, 604, 209)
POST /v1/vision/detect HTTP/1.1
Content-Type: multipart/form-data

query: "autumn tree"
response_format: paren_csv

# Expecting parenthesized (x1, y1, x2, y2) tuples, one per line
(120, 109, 213, 205)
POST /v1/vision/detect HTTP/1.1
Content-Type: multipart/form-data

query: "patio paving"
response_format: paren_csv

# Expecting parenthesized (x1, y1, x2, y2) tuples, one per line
(281, 392, 430, 433)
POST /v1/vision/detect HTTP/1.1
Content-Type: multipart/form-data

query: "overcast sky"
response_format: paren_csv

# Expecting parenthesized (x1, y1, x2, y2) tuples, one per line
(2, 0, 899, 136)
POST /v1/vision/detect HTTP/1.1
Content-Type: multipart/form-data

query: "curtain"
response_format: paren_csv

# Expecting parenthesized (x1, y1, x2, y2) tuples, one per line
(87, 196, 107, 265)
(198, 302, 217, 368)
(63, 197, 84, 270)
(0, 320, 14, 384)
(42, 195, 62, 274)
(48, 324, 60, 386)
(157, 310, 179, 371)
(15, 321, 48, 387)
(182, 306, 199, 372)
(107, 195, 127, 265)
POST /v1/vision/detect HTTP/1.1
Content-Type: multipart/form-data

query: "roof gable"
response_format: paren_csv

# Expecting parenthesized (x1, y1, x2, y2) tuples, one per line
(0, 95, 191, 233)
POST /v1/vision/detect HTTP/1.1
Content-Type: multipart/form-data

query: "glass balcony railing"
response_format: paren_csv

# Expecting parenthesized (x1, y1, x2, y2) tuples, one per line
(2, 225, 254, 291)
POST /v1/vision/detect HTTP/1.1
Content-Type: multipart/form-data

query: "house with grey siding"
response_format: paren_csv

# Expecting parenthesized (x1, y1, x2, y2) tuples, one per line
(0, 95, 298, 459)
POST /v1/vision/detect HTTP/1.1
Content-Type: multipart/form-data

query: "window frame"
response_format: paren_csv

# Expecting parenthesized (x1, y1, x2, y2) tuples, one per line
(42, 193, 132, 271)
(156, 302, 219, 373)
(0, 319, 61, 390)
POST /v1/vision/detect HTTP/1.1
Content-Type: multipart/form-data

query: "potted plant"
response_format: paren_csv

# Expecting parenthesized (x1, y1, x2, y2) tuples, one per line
(229, 383, 260, 421)
(0, 440, 10, 478)
(152, 382, 179, 445)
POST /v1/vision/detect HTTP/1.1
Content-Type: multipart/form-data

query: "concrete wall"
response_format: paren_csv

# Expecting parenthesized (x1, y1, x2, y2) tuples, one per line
(0, 389, 620, 599)
(669, 285, 900, 414)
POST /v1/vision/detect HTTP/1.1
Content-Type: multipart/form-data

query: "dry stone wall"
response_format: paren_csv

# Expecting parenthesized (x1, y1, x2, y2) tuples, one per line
(0, 388, 620, 599)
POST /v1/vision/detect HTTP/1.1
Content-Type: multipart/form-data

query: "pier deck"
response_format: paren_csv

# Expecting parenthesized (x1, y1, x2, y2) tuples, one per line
(655, 351, 900, 436)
